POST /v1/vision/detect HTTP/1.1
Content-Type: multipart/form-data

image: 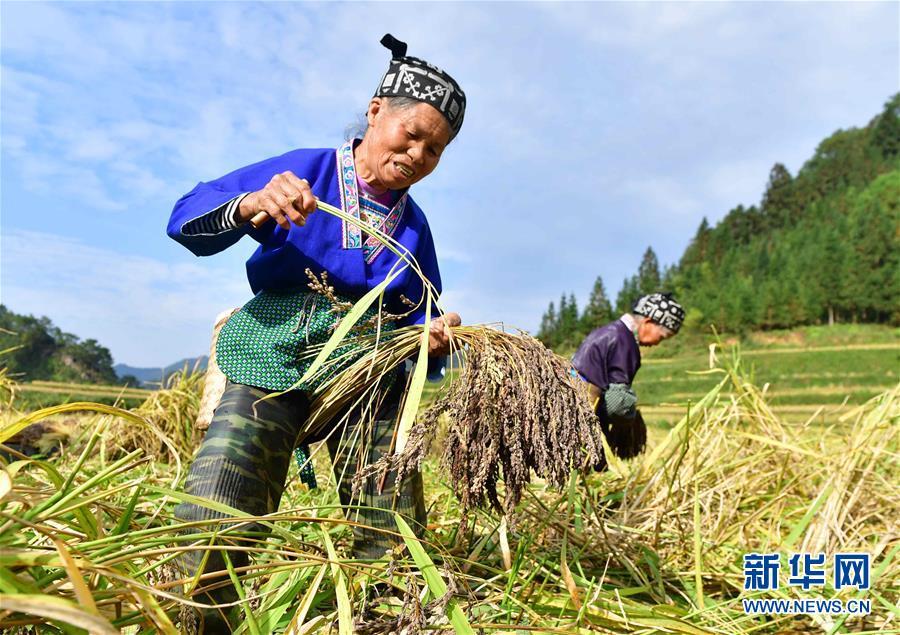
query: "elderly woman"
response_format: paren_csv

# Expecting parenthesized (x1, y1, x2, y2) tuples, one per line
(571, 292, 685, 459)
(167, 34, 464, 632)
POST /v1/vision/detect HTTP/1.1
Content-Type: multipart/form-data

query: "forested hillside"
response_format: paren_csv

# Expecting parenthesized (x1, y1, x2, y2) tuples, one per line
(0, 305, 125, 384)
(538, 94, 900, 349)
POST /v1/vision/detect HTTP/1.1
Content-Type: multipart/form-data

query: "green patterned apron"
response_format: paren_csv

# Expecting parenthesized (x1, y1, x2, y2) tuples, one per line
(216, 288, 398, 487)
(216, 288, 395, 392)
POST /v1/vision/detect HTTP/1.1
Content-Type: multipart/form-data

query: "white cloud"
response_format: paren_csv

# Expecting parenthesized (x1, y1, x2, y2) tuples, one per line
(538, 2, 732, 51)
(619, 176, 702, 219)
(1, 2, 897, 364)
(437, 247, 474, 266)
(1, 230, 251, 366)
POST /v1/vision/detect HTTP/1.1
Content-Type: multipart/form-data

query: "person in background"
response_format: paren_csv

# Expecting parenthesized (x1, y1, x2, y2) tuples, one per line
(166, 34, 465, 632)
(571, 292, 685, 459)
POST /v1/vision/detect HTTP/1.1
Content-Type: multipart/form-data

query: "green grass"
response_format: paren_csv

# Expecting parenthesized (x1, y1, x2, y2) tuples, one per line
(642, 322, 900, 359)
(636, 345, 896, 409)
(15, 393, 147, 410)
(629, 325, 898, 427)
(14, 385, 149, 410)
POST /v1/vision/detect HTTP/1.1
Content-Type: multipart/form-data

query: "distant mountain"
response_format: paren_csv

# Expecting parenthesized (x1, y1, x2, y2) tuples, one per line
(114, 356, 208, 387)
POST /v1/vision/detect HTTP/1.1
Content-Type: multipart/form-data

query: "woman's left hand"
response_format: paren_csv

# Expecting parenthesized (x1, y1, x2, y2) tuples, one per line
(428, 312, 461, 356)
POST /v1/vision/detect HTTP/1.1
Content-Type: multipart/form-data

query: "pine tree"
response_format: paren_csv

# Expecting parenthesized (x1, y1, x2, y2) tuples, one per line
(580, 276, 613, 332)
(660, 264, 676, 290)
(537, 301, 555, 342)
(761, 163, 795, 227)
(681, 217, 711, 267)
(537, 301, 558, 346)
(637, 247, 661, 296)
(845, 172, 900, 322)
(804, 212, 846, 325)
(615, 276, 639, 315)
(872, 93, 900, 159)
(558, 294, 568, 331)
(558, 293, 579, 342)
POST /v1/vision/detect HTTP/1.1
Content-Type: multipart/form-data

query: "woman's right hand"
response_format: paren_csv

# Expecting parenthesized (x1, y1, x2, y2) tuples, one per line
(238, 171, 317, 230)
(428, 312, 461, 357)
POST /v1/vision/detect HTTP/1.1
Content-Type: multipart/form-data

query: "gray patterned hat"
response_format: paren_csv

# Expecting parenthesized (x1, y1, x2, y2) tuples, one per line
(375, 34, 466, 140)
(633, 292, 685, 333)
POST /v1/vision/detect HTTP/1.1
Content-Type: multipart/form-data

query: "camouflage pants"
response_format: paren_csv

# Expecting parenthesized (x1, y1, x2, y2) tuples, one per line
(174, 379, 426, 632)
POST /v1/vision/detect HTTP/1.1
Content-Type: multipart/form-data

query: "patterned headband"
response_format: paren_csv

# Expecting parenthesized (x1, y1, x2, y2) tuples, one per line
(632, 293, 686, 333)
(374, 34, 466, 140)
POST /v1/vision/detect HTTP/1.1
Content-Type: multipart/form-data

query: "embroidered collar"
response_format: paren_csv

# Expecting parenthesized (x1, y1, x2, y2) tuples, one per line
(336, 140, 408, 264)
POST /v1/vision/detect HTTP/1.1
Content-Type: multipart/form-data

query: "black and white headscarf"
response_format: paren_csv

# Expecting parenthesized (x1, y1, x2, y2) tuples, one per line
(633, 293, 685, 333)
(375, 34, 466, 140)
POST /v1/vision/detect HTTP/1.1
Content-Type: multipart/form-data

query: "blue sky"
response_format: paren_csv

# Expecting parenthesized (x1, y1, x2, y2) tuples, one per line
(2, 2, 897, 367)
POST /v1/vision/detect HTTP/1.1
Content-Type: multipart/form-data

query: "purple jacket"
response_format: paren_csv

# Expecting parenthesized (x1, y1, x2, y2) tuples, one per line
(571, 319, 641, 390)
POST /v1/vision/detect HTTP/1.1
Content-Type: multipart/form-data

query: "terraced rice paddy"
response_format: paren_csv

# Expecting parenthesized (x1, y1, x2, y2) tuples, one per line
(16, 381, 153, 409)
(635, 341, 898, 425)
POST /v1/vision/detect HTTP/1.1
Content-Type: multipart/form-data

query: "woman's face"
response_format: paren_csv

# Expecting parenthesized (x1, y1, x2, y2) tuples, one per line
(360, 98, 451, 190)
(637, 319, 674, 347)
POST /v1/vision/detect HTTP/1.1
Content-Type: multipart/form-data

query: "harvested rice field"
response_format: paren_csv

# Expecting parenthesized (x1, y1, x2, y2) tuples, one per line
(634, 328, 898, 426)
(0, 326, 897, 634)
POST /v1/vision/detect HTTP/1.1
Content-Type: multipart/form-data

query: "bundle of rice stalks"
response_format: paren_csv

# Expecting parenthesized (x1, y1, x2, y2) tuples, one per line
(305, 325, 605, 521)
(398, 328, 606, 519)
(104, 367, 205, 461)
(250, 204, 605, 521)
(1, 417, 78, 458)
(196, 308, 240, 431)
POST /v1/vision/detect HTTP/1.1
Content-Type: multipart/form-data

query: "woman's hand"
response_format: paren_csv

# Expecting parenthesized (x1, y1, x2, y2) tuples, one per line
(238, 171, 317, 230)
(428, 312, 461, 357)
